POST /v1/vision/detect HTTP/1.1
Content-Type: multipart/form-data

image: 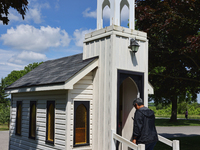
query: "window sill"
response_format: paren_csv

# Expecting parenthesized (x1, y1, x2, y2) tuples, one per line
(15, 133, 21, 136)
(45, 140, 54, 145)
(28, 136, 36, 140)
(73, 145, 91, 150)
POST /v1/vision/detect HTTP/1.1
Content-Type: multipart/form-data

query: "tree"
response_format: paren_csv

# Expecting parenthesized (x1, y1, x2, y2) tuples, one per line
(135, 0, 200, 121)
(0, 0, 28, 25)
(0, 102, 10, 127)
(0, 78, 9, 104)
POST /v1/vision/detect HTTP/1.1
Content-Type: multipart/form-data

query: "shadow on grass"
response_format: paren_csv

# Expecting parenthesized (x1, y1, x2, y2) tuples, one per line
(158, 133, 200, 138)
(154, 136, 200, 150)
(155, 119, 200, 126)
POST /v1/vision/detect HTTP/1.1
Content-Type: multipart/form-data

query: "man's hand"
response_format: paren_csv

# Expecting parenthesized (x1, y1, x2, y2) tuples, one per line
(132, 139, 136, 144)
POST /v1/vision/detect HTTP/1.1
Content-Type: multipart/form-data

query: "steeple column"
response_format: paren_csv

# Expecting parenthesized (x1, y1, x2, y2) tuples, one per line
(110, 0, 120, 26)
(97, 0, 103, 29)
(128, 0, 135, 30)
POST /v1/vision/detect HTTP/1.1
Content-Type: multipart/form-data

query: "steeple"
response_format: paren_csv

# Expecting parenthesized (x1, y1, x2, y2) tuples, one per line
(97, 0, 135, 30)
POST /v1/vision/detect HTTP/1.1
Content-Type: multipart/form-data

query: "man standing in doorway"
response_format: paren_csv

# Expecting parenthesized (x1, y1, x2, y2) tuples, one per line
(132, 98, 158, 150)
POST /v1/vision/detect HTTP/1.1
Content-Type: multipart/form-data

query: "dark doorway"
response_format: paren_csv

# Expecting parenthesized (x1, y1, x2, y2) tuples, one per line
(117, 70, 144, 149)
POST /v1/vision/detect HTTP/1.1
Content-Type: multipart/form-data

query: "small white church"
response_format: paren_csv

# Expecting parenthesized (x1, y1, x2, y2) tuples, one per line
(6, 0, 179, 150)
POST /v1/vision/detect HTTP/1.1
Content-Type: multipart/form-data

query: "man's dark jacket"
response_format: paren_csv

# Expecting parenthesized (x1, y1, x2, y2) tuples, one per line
(133, 107, 158, 144)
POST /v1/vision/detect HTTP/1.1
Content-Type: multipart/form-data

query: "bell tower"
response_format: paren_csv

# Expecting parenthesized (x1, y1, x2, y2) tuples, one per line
(83, 1, 150, 149)
(97, 0, 135, 29)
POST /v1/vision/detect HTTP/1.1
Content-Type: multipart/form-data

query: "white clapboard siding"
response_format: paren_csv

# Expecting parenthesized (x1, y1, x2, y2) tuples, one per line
(10, 90, 67, 150)
(69, 71, 94, 148)
(83, 25, 149, 150)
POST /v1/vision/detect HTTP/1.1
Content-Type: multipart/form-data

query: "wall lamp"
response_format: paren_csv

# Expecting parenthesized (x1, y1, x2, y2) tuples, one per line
(128, 39, 140, 53)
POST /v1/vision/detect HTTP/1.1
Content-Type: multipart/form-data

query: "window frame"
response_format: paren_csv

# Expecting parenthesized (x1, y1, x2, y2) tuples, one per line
(73, 101, 90, 147)
(46, 101, 55, 144)
(29, 101, 37, 139)
(15, 101, 22, 136)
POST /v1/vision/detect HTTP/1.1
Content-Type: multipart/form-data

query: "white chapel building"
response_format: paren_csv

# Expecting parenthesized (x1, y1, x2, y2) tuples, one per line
(5, 0, 178, 150)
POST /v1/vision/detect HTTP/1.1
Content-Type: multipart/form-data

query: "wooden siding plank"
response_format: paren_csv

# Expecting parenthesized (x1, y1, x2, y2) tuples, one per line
(71, 94, 93, 99)
(10, 92, 67, 150)
(73, 84, 93, 90)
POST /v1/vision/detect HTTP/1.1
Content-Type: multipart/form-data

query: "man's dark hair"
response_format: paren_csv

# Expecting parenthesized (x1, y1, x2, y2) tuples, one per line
(133, 98, 144, 106)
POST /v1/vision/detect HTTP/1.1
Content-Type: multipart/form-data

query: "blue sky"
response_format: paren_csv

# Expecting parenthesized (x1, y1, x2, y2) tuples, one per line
(0, 0, 199, 103)
(0, 0, 130, 78)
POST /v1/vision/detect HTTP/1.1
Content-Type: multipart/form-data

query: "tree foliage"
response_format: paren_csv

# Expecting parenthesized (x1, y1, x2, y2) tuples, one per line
(135, 0, 200, 121)
(0, 78, 9, 104)
(0, 0, 28, 25)
(4, 62, 43, 87)
(0, 102, 10, 125)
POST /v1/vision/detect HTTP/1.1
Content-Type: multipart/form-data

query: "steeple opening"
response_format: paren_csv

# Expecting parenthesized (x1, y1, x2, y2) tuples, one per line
(120, 4, 129, 28)
(103, 5, 111, 28)
(97, 0, 135, 30)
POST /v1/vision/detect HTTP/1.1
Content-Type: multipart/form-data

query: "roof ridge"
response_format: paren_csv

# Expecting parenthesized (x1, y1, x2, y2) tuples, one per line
(45, 53, 83, 63)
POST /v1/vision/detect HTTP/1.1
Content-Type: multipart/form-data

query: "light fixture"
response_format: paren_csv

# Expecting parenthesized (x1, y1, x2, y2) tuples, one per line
(128, 39, 140, 53)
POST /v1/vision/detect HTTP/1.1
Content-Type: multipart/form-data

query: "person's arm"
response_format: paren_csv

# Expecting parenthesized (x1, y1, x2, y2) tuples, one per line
(132, 110, 143, 144)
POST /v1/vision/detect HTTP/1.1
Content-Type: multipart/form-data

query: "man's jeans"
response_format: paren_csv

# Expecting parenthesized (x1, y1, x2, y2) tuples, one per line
(145, 142, 157, 150)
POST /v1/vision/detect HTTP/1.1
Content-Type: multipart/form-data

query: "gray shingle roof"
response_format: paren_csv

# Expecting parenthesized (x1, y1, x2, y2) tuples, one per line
(6, 53, 98, 89)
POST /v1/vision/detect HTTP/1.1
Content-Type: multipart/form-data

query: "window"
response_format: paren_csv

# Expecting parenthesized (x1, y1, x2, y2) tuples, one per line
(74, 101, 90, 147)
(46, 101, 55, 144)
(16, 101, 22, 135)
(29, 101, 36, 139)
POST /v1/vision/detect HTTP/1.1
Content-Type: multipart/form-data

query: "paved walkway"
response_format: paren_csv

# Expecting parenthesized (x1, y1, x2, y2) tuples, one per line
(156, 126, 200, 138)
(0, 131, 9, 150)
(1, 126, 200, 149)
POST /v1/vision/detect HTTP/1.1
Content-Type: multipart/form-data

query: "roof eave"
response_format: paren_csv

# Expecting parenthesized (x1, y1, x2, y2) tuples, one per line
(5, 58, 99, 94)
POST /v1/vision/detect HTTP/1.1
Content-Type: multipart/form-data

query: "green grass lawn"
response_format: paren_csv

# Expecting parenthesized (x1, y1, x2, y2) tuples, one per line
(155, 114, 200, 120)
(154, 136, 200, 150)
(155, 119, 200, 126)
(0, 122, 9, 131)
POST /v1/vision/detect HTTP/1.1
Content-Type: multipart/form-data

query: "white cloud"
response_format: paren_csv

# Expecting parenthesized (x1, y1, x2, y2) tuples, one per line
(73, 29, 95, 47)
(0, 24, 71, 52)
(83, 8, 97, 18)
(26, 8, 42, 24)
(0, 49, 24, 78)
(8, 12, 20, 22)
(0, 62, 24, 78)
(8, 51, 47, 65)
(26, 2, 50, 24)
(6, 1, 50, 24)
(0, 49, 47, 78)
(83, 6, 110, 20)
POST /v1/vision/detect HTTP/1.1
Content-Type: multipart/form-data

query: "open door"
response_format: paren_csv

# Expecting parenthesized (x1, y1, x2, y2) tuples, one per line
(118, 77, 138, 150)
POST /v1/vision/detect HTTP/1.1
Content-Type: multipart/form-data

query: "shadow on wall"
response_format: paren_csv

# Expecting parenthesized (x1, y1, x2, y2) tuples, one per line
(130, 51, 138, 67)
